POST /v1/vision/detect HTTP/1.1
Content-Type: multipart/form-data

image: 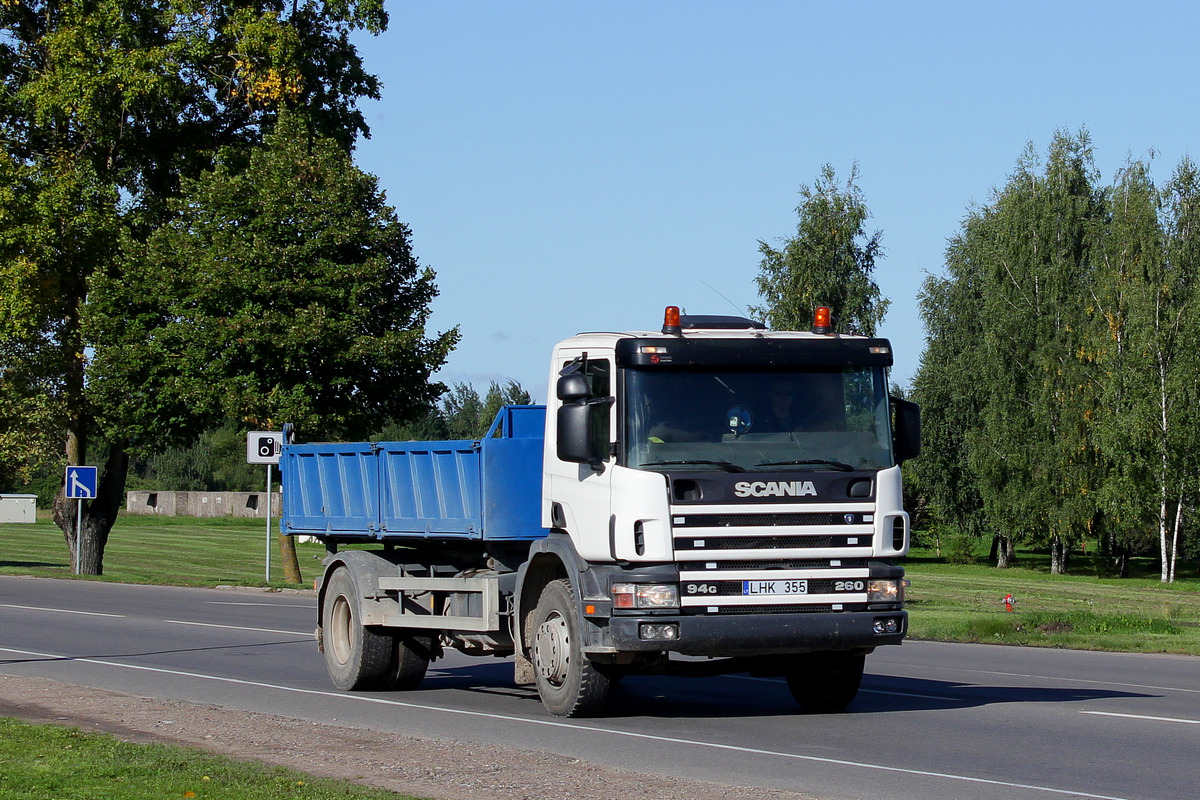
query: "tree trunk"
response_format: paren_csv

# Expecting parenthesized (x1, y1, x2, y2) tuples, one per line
(995, 535, 1014, 569)
(1159, 489, 1171, 583)
(278, 532, 302, 584)
(1167, 491, 1183, 584)
(1050, 534, 1069, 575)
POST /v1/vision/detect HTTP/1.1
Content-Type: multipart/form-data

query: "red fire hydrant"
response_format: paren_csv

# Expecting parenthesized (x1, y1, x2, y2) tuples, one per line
(1003, 594, 1016, 613)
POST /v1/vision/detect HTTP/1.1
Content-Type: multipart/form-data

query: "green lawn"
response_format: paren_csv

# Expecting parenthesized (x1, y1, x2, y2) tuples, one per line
(0, 513, 327, 587)
(903, 547, 1200, 655)
(0, 717, 419, 800)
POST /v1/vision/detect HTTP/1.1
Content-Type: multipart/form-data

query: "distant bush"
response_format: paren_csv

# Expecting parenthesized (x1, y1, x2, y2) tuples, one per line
(944, 532, 978, 565)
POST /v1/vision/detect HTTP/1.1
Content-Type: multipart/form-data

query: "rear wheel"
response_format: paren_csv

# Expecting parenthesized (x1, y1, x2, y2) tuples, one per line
(387, 633, 432, 690)
(531, 579, 611, 717)
(322, 567, 393, 691)
(785, 652, 865, 712)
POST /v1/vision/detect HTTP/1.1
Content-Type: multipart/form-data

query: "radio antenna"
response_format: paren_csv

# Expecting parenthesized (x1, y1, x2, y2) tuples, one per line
(700, 279, 755, 319)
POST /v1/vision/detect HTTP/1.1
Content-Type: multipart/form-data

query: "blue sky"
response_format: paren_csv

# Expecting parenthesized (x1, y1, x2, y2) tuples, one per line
(349, 2, 1200, 402)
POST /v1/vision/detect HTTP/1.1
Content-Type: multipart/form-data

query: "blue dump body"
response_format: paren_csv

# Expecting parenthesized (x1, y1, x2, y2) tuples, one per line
(280, 406, 549, 542)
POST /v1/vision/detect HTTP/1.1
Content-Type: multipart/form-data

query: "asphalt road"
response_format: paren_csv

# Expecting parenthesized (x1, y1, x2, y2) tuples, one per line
(1, 574, 1196, 800)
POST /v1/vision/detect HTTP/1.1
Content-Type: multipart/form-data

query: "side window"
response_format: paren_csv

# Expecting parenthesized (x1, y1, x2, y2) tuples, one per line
(585, 359, 611, 457)
(562, 356, 612, 459)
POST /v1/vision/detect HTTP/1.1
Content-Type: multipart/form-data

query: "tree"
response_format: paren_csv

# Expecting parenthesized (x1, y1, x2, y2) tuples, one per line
(1088, 159, 1163, 576)
(915, 132, 1106, 574)
(974, 133, 1107, 575)
(0, 0, 418, 574)
(755, 163, 889, 336)
(1145, 160, 1200, 582)
(87, 116, 456, 443)
(911, 234, 989, 560)
(376, 380, 535, 443)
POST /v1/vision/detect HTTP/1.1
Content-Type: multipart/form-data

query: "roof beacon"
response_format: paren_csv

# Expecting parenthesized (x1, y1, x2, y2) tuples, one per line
(813, 306, 833, 335)
(662, 305, 682, 335)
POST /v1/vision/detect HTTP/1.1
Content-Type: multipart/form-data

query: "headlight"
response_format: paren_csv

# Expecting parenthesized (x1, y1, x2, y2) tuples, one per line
(612, 583, 679, 609)
(868, 579, 901, 603)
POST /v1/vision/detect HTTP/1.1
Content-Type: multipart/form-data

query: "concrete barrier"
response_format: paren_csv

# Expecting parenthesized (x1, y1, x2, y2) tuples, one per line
(126, 490, 281, 518)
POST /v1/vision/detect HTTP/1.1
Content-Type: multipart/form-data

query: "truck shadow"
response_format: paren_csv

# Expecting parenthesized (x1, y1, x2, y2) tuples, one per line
(421, 661, 1153, 718)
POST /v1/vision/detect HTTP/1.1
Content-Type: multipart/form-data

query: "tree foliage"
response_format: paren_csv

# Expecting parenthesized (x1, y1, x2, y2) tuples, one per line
(914, 130, 1200, 580)
(0, 0, 451, 575)
(379, 380, 535, 442)
(85, 115, 457, 445)
(755, 163, 889, 336)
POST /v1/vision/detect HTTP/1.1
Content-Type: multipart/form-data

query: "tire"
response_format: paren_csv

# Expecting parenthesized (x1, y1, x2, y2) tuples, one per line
(322, 567, 394, 691)
(387, 633, 432, 690)
(785, 652, 865, 712)
(530, 579, 611, 717)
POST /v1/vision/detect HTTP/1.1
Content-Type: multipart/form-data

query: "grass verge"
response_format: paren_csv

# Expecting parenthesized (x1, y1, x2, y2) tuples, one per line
(0, 514, 326, 588)
(904, 548, 1200, 655)
(0, 717, 416, 800)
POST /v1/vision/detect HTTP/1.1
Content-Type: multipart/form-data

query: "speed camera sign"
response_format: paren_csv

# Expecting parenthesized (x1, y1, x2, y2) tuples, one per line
(247, 431, 284, 464)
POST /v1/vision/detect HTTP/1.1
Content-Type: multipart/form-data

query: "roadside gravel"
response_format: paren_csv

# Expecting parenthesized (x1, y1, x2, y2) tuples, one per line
(0, 674, 821, 800)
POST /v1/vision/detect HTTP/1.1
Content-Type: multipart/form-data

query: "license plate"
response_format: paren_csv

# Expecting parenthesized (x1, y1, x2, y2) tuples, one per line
(742, 579, 808, 596)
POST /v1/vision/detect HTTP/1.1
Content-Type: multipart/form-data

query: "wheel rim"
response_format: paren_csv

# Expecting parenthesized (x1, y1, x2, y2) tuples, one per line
(329, 595, 353, 666)
(534, 610, 571, 687)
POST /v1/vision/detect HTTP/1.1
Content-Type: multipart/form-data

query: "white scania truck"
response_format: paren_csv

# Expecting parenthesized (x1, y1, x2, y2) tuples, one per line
(280, 306, 920, 717)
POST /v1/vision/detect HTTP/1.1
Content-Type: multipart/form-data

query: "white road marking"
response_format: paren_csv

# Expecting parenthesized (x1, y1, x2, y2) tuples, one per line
(0, 644, 1132, 800)
(164, 620, 309, 636)
(860, 687, 958, 701)
(1081, 710, 1200, 726)
(733, 674, 958, 702)
(0, 603, 124, 618)
(205, 601, 311, 608)
(888, 644, 1200, 695)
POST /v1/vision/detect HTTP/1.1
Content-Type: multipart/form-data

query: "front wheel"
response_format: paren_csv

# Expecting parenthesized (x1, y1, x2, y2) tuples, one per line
(530, 579, 611, 717)
(785, 652, 865, 712)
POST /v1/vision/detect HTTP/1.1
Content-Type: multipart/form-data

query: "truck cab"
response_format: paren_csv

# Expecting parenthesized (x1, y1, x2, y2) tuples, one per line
(517, 307, 919, 714)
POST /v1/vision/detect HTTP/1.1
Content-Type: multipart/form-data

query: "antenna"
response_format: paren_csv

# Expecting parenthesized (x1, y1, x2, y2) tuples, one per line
(699, 279, 755, 319)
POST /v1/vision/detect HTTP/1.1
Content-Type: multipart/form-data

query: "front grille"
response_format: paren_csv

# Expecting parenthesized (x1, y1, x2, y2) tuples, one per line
(676, 513, 856, 527)
(675, 535, 864, 550)
(680, 558, 868, 570)
(681, 604, 845, 615)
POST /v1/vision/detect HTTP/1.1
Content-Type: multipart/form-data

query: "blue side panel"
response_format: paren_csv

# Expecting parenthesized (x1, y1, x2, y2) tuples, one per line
(481, 407, 549, 540)
(377, 440, 483, 538)
(279, 405, 548, 542)
(280, 443, 379, 535)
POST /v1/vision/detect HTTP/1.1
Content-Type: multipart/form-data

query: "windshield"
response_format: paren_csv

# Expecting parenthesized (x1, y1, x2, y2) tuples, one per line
(625, 367, 894, 472)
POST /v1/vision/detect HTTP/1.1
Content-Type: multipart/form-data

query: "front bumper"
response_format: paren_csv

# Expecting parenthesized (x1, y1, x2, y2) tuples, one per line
(582, 608, 907, 657)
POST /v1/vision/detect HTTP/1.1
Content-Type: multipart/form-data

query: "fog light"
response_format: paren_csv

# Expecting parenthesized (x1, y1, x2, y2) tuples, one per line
(639, 622, 679, 641)
(873, 617, 901, 634)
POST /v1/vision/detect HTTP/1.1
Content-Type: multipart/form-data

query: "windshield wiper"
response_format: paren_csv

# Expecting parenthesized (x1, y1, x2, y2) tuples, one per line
(640, 459, 747, 473)
(754, 459, 855, 472)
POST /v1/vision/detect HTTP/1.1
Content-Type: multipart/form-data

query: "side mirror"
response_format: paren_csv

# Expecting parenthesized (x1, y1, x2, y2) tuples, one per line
(557, 373, 591, 402)
(557, 403, 598, 465)
(891, 397, 921, 464)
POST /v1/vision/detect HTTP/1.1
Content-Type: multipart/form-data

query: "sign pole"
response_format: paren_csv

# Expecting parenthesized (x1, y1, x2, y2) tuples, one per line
(75, 498, 82, 575)
(246, 431, 283, 584)
(265, 464, 272, 583)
